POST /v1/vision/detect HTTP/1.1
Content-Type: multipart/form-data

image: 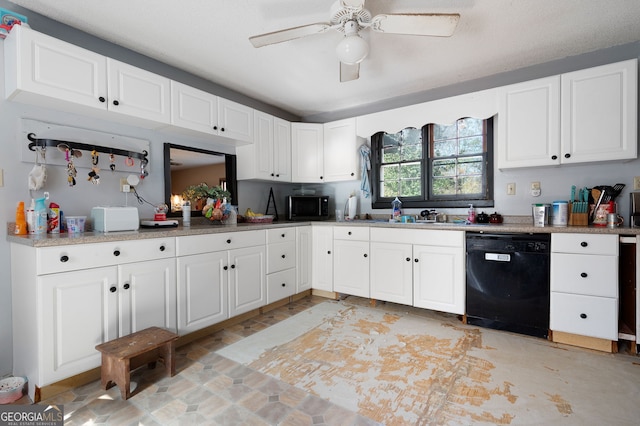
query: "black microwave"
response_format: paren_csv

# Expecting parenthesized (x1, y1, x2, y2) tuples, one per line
(287, 196, 330, 221)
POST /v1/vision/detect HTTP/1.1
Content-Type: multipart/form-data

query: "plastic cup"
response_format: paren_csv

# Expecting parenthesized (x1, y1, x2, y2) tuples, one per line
(335, 210, 344, 222)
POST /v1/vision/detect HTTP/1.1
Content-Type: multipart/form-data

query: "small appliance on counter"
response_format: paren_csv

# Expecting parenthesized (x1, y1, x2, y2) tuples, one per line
(287, 195, 330, 221)
(91, 206, 140, 232)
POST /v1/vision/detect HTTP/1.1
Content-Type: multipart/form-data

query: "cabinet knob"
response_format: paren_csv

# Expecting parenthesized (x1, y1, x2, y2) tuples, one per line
(113, 250, 121, 257)
(414, 258, 419, 262)
(60, 255, 69, 263)
(281, 233, 285, 238)
(159, 245, 166, 252)
(580, 241, 588, 247)
(406, 257, 411, 262)
(281, 283, 286, 287)
(348, 231, 352, 235)
(363, 253, 368, 258)
(226, 239, 232, 244)
(220, 127, 225, 132)
(350, 172, 355, 176)
(98, 96, 106, 103)
(113, 100, 119, 106)
(123, 283, 130, 290)
(223, 265, 228, 270)
(580, 272, 588, 278)
(551, 155, 558, 160)
(213, 126, 218, 130)
(231, 264, 236, 269)
(271, 173, 275, 177)
(327, 250, 331, 254)
(109, 286, 117, 293)
(320, 176, 323, 180)
(281, 254, 286, 259)
(580, 313, 587, 319)
(276, 174, 280, 177)
(564, 153, 571, 159)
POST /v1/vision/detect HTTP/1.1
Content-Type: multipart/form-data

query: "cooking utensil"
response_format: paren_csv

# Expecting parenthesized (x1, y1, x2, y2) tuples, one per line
(592, 189, 605, 221)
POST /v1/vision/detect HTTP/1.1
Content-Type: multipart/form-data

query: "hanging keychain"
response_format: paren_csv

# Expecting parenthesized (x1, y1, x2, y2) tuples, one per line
(88, 150, 100, 184)
(140, 157, 149, 179)
(109, 153, 116, 172)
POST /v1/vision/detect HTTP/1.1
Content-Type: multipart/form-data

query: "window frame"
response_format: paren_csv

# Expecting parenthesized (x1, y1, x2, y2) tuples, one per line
(370, 117, 494, 210)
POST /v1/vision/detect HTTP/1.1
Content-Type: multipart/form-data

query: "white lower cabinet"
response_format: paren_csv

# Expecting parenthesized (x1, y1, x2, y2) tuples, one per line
(296, 226, 313, 293)
(333, 227, 370, 298)
(266, 228, 296, 304)
(228, 246, 266, 317)
(370, 228, 465, 314)
(550, 233, 619, 341)
(311, 225, 334, 292)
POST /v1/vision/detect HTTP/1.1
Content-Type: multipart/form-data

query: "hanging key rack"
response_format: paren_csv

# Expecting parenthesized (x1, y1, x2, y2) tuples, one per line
(27, 132, 148, 162)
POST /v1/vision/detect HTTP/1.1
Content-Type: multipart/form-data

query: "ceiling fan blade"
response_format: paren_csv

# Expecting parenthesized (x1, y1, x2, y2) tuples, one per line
(340, 62, 360, 82)
(250, 23, 333, 48)
(370, 13, 460, 37)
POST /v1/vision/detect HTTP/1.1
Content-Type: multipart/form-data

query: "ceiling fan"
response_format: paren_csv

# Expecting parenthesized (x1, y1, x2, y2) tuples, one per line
(249, 0, 460, 82)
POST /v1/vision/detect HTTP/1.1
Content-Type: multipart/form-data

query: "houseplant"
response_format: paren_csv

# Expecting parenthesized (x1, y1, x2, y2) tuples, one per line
(182, 183, 232, 222)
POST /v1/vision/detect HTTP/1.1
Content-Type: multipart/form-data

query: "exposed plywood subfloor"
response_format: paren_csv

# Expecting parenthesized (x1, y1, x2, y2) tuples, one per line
(219, 298, 640, 425)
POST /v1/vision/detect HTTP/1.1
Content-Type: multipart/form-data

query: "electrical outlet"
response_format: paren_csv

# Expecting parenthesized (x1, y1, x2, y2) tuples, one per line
(507, 183, 516, 195)
(120, 178, 132, 192)
(530, 181, 541, 197)
(634, 176, 640, 190)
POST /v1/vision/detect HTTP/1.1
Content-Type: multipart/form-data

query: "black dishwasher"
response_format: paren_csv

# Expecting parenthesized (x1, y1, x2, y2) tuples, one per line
(466, 232, 550, 339)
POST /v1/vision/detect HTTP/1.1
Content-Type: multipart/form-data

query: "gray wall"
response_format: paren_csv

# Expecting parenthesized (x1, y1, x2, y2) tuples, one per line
(1, 0, 639, 377)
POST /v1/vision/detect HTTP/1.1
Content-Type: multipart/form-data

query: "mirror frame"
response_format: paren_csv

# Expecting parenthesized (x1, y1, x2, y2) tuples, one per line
(163, 143, 238, 217)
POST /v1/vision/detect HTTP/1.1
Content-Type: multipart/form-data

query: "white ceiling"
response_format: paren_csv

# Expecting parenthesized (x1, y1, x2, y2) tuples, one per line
(7, 0, 640, 120)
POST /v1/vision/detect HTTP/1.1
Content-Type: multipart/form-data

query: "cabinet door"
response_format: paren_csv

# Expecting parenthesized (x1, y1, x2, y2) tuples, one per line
(119, 258, 177, 336)
(497, 76, 561, 169)
(177, 252, 228, 334)
(39, 267, 118, 384)
(267, 268, 297, 304)
(413, 245, 464, 314)
(296, 226, 313, 293)
(323, 118, 358, 181)
(107, 58, 171, 124)
(291, 123, 324, 182)
(5, 25, 107, 110)
(273, 117, 292, 181)
(370, 242, 413, 305)
(229, 246, 266, 317)
(333, 239, 369, 298)
(170, 80, 217, 134)
(253, 110, 275, 180)
(561, 59, 638, 164)
(311, 226, 333, 291)
(218, 97, 254, 143)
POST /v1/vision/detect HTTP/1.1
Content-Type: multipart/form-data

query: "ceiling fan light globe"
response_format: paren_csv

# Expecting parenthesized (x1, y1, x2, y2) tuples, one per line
(336, 35, 369, 64)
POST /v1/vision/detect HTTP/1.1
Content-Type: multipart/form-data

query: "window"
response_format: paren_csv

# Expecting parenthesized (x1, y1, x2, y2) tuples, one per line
(371, 117, 494, 209)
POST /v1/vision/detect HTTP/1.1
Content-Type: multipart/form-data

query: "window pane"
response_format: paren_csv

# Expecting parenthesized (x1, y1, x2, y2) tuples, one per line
(459, 136, 483, 155)
(458, 118, 484, 137)
(457, 156, 483, 175)
(400, 178, 421, 197)
(382, 146, 401, 163)
(433, 139, 457, 158)
(459, 175, 482, 194)
(381, 164, 399, 181)
(400, 162, 421, 179)
(381, 180, 399, 197)
(382, 133, 400, 148)
(433, 123, 457, 140)
(402, 144, 422, 161)
(432, 158, 456, 176)
(432, 177, 456, 195)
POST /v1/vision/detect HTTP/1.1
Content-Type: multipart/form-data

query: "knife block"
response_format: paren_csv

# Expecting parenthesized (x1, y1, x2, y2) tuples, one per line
(568, 202, 588, 226)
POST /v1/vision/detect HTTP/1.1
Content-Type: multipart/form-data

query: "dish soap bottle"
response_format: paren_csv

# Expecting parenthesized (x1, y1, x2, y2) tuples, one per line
(392, 197, 402, 221)
(14, 201, 27, 235)
(467, 203, 476, 224)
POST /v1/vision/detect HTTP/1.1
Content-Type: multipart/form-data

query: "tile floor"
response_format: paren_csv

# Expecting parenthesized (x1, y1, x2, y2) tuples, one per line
(33, 295, 381, 425)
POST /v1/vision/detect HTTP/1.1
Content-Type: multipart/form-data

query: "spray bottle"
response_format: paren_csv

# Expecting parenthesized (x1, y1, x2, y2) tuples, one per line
(467, 203, 476, 224)
(392, 197, 402, 220)
(14, 201, 27, 235)
(34, 196, 47, 235)
(26, 199, 36, 234)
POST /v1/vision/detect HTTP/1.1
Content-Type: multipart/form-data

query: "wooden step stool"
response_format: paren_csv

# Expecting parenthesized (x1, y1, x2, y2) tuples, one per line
(95, 326, 179, 400)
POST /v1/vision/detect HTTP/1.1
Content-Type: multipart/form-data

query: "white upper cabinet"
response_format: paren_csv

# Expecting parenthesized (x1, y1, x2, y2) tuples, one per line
(291, 122, 325, 183)
(498, 59, 637, 169)
(4, 25, 170, 127)
(560, 59, 637, 164)
(291, 118, 358, 183)
(497, 76, 561, 168)
(237, 111, 290, 180)
(323, 118, 358, 182)
(170, 81, 253, 143)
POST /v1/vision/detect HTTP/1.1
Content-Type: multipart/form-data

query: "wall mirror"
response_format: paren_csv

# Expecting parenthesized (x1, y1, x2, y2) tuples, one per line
(163, 143, 237, 216)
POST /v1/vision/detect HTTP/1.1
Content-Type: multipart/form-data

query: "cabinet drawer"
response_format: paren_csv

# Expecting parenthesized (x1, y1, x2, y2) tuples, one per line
(267, 241, 296, 273)
(550, 292, 618, 340)
(37, 238, 175, 274)
(370, 227, 463, 247)
(551, 253, 618, 297)
(267, 228, 296, 244)
(333, 226, 369, 240)
(266, 268, 296, 303)
(551, 233, 618, 255)
(176, 230, 265, 256)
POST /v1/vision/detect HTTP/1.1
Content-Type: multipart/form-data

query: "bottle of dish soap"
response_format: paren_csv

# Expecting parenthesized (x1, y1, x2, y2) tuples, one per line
(392, 197, 402, 220)
(14, 201, 27, 235)
(467, 203, 476, 224)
